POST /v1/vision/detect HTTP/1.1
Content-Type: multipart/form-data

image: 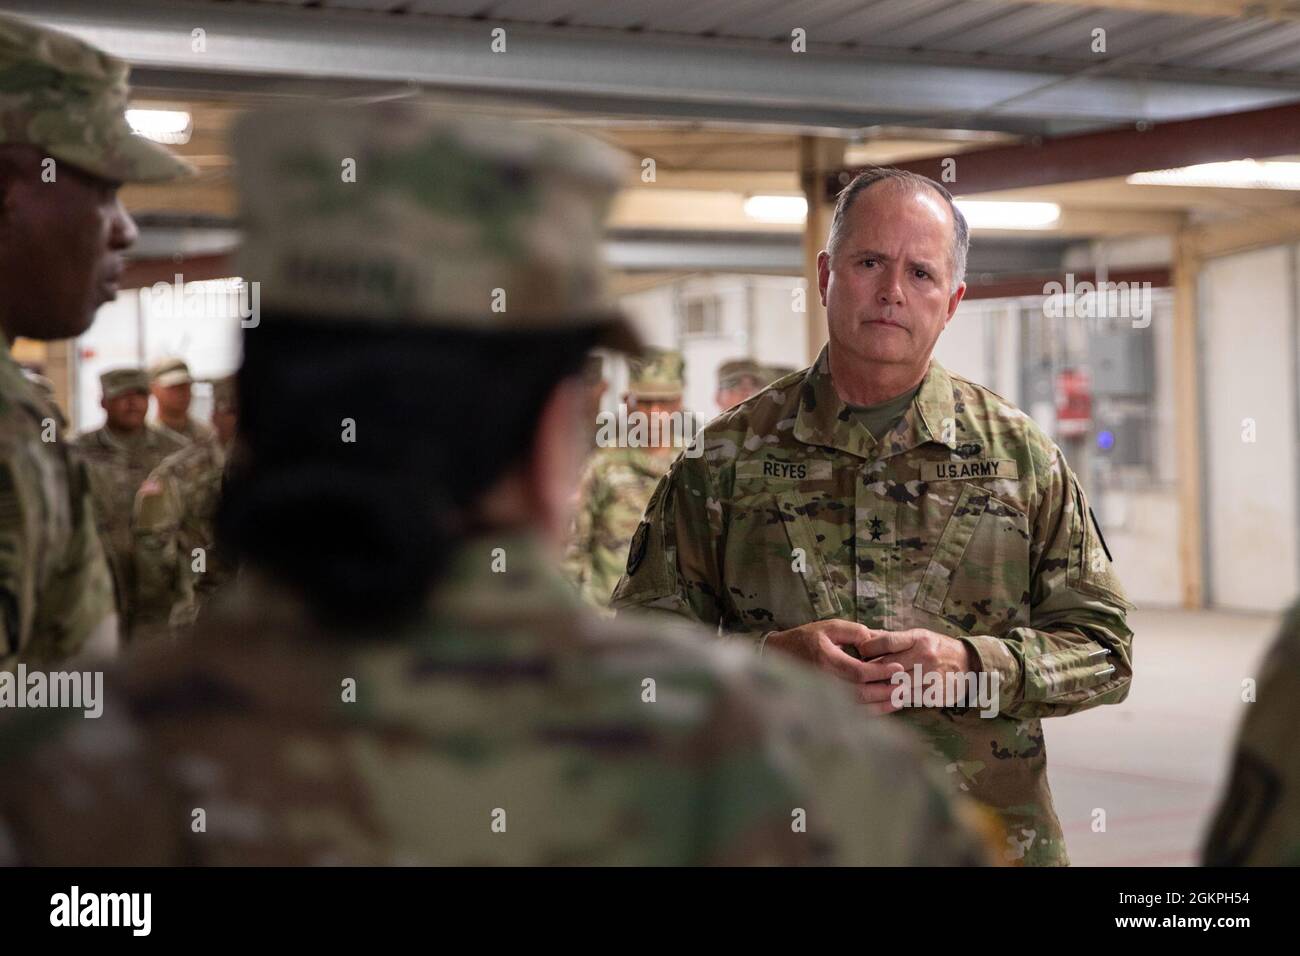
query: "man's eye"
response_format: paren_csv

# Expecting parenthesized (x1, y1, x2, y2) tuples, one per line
(914, 269, 930, 280)
(860, 258, 877, 267)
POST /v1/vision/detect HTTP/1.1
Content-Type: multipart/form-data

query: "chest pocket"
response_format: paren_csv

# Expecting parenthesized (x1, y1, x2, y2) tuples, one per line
(724, 488, 842, 629)
(913, 483, 1031, 635)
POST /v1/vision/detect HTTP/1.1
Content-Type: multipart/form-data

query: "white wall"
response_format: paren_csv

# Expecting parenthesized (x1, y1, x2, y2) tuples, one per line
(1200, 244, 1300, 612)
(1099, 288, 1182, 607)
(616, 274, 807, 420)
(933, 297, 1019, 403)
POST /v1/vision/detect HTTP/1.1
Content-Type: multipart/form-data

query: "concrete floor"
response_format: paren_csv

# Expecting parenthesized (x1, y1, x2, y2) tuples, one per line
(1046, 607, 1280, 866)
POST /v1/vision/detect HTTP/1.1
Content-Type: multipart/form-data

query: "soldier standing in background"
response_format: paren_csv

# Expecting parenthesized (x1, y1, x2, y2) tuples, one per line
(0, 104, 988, 866)
(75, 369, 184, 640)
(568, 348, 685, 609)
(0, 12, 191, 666)
(133, 375, 238, 641)
(149, 357, 215, 446)
(715, 358, 766, 412)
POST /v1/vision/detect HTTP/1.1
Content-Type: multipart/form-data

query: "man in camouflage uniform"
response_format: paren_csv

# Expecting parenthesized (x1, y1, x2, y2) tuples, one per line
(132, 375, 237, 641)
(613, 168, 1134, 866)
(1203, 598, 1300, 866)
(0, 13, 191, 667)
(75, 369, 185, 639)
(568, 348, 686, 609)
(148, 357, 215, 446)
(0, 104, 990, 865)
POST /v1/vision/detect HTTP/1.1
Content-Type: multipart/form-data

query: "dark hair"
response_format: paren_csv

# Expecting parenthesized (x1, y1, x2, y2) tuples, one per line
(216, 317, 600, 632)
(827, 167, 969, 291)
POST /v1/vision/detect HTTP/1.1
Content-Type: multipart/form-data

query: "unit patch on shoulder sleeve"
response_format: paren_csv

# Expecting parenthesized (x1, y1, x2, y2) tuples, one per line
(626, 520, 650, 575)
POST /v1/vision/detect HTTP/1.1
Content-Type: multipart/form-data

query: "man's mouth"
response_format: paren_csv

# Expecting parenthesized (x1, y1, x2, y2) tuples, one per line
(99, 269, 123, 301)
(868, 318, 907, 331)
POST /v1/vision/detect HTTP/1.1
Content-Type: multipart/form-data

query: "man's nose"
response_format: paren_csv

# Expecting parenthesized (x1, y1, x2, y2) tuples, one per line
(109, 196, 139, 250)
(877, 265, 904, 304)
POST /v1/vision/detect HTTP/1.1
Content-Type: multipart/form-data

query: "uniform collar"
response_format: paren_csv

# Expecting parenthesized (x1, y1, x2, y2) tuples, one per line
(792, 345, 958, 461)
(430, 530, 579, 620)
(214, 530, 578, 646)
(0, 336, 51, 422)
(95, 424, 156, 453)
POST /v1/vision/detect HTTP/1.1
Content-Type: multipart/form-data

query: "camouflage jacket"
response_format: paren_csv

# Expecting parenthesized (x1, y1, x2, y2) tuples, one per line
(0, 532, 990, 866)
(0, 340, 115, 667)
(566, 444, 675, 609)
(151, 414, 214, 447)
(1203, 599, 1300, 866)
(132, 437, 231, 641)
(74, 424, 184, 635)
(611, 348, 1135, 866)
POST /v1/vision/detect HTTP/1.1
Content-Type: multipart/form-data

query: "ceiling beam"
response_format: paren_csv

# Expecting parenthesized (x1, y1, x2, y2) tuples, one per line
(1184, 204, 1300, 258)
(827, 100, 1300, 197)
(1010, 0, 1300, 22)
(5, 0, 1299, 135)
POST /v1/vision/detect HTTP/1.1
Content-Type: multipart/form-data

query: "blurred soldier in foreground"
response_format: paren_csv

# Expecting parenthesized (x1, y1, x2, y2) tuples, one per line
(149, 357, 215, 446)
(612, 168, 1134, 866)
(75, 369, 184, 639)
(132, 375, 238, 641)
(0, 104, 988, 865)
(1203, 598, 1300, 866)
(568, 349, 685, 609)
(0, 13, 191, 667)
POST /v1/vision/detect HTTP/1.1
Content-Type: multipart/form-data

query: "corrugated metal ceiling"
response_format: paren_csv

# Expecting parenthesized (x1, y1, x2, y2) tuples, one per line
(245, 0, 1300, 79)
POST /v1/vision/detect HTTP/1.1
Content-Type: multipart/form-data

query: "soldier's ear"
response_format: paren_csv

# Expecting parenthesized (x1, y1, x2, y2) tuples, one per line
(944, 282, 967, 326)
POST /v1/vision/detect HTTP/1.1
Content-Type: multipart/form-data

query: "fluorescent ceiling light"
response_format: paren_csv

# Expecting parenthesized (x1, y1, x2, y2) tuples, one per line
(1127, 159, 1300, 189)
(954, 200, 1060, 230)
(126, 108, 192, 145)
(743, 194, 807, 223)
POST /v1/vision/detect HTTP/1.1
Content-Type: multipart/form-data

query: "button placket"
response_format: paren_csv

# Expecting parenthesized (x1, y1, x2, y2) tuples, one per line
(854, 463, 897, 629)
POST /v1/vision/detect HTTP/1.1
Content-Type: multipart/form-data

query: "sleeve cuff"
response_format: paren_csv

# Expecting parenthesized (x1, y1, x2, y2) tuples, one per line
(960, 634, 1023, 708)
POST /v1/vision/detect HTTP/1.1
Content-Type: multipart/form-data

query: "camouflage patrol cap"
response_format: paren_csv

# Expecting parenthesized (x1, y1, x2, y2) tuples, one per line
(628, 348, 684, 402)
(0, 13, 194, 183)
(233, 101, 639, 351)
(717, 358, 765, 391)
(149, 357, 193, 387)
(99, 367, 148, 399)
